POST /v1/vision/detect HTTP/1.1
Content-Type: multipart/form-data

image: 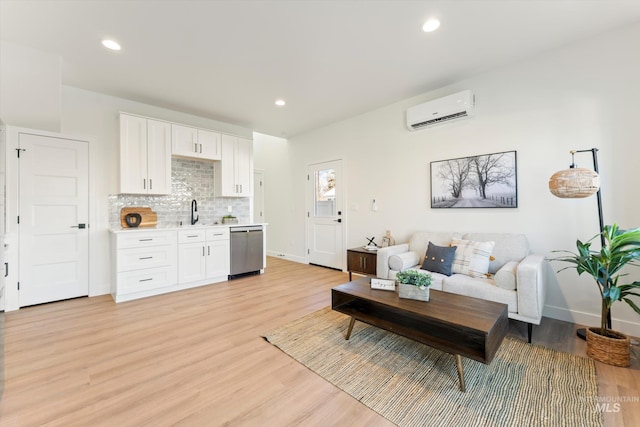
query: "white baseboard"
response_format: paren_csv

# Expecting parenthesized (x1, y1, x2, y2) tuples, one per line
(544, 304, 640, 337)
(266, 251, 307, 265)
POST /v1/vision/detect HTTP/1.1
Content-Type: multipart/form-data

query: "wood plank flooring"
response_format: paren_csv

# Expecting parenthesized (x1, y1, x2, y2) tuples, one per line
(1, 257, 638, 426)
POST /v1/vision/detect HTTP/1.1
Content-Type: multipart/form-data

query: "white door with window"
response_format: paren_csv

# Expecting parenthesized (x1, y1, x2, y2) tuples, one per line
(307, 160, 344, 270)
(18, 132, 89, 306)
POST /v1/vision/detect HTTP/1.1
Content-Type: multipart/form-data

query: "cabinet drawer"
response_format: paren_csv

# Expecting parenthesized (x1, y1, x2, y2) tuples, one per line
(116, 245, 176, 272)
(117, 230, 177, 249)
(116, 266, 178, 295)
(206, 228, 230, 241)
(178, 229, 206, 243)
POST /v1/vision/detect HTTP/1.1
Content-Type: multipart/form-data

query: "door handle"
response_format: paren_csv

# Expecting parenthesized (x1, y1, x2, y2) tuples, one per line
(4, 262, 8, 278)
(70, 223, 87, 229)
(333, 218, 342, 223)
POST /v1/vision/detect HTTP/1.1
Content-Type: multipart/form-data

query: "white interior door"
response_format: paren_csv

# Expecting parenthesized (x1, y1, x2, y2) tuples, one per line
(307, 160, 344, 270)
(18, 132, 89, 306)
(253, 169, 264, 223)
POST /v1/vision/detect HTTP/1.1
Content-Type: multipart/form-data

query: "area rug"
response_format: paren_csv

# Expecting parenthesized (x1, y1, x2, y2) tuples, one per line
(264, 307, 602, 427)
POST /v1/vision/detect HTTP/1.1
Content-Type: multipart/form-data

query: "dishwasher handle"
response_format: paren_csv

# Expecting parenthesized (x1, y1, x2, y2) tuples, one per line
(230, 226, 263, 233)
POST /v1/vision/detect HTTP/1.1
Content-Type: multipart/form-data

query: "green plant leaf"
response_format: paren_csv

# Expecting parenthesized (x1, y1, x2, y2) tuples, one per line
(551, 223, 640, 332)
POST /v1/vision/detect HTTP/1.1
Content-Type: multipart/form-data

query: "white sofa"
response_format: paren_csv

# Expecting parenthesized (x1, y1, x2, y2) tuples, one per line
(377, 231, 547, 343)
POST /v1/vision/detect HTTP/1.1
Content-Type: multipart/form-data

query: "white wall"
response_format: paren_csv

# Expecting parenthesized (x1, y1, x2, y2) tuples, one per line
(253, 132, 304, 262)
(0, 41, 61, 132)
(255, 23, 640, 335)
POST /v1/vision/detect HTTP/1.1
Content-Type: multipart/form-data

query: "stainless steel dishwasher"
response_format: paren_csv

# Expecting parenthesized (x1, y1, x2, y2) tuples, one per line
(229, 225, 264, 278)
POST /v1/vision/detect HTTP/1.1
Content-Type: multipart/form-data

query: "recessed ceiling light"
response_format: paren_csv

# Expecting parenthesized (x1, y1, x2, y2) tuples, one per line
(102, 39, 121, 51)
(275, 99, 286, 107)
(422, 18, 440, 33)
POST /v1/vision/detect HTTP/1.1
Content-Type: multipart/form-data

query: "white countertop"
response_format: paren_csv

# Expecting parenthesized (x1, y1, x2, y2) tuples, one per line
(109, 223, 267, 233)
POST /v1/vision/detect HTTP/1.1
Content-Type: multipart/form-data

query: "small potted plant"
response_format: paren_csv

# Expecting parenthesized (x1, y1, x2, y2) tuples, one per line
(222, 215, 238, 224)
(553, 224, 640, 366)
(396, 269, 433, 301)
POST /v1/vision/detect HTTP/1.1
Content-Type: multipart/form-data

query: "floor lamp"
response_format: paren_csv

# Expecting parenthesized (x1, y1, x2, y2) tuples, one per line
(548, 148, 609, 340)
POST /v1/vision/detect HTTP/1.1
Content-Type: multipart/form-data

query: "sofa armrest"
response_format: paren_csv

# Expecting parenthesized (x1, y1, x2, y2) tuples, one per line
(516, 254, 548, 324)
(376, 243, 410, 279)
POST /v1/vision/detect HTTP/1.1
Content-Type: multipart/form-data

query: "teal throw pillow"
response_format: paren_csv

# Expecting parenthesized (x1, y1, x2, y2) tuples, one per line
(421, 241, 457, 276)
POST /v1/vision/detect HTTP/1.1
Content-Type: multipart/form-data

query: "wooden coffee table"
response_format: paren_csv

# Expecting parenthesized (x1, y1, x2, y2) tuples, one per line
(331, 278, 508, 392)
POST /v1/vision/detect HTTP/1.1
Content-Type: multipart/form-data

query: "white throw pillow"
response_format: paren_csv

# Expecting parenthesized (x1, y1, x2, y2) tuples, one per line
(388, 251, 420, 271)
(451, 238, 495, 278)
(495, 261, 518, 290)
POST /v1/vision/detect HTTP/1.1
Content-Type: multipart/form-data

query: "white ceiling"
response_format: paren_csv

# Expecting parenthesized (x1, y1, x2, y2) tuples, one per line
(2, 1, 640, 137)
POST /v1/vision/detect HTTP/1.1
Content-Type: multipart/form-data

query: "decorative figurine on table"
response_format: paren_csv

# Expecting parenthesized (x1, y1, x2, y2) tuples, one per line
(381, 230, 396, 247)
(363, 236, 378, 251)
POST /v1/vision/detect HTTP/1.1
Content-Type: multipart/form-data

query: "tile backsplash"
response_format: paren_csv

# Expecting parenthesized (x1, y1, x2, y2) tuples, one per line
(109, 157, 250, 228)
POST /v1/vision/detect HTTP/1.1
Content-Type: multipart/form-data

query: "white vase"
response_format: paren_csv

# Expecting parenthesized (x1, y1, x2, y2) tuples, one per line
(398, 283, 430, 301)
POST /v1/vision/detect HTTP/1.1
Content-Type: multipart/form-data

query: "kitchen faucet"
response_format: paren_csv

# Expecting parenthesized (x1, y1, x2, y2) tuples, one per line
(191, 199, 198, 225)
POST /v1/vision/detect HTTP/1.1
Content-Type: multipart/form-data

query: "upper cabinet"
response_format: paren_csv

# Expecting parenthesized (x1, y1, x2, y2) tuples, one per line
(215, 135, 253, 197)
(198, 129, 222, 160)
(171, 124, 221, 161)
(119, 112, 252, 198)
(119, 113, 172, 195)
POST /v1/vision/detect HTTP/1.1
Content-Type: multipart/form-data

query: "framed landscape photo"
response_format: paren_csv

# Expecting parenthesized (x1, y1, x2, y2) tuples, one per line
(430, 150, 517, 208)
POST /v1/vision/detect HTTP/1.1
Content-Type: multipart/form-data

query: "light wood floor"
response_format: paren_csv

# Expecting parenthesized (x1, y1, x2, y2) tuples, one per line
(1, 257, 639, 426)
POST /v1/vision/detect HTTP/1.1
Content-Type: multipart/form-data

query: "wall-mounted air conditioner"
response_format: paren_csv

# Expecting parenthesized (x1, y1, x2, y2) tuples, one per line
(406, 90, 475, 131)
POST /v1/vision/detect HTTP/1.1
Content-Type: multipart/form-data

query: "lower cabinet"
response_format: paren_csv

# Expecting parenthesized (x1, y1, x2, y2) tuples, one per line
(178, 228, 230, 285)
(111, 226, 231, 303)
(111, 230, 178, 303)
(205, 228, 230, 278)
(178, 230, 207, 283)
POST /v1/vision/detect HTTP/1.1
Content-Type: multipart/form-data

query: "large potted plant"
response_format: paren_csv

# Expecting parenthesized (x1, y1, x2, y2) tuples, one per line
(554, 224, 640, 366)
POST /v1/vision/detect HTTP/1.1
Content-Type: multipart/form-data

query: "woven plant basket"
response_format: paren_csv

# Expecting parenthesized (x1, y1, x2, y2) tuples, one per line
(586, 327, 630, 367)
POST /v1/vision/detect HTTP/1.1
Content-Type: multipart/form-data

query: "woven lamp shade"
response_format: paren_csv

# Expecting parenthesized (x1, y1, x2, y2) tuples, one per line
(549, 168, 600, 198)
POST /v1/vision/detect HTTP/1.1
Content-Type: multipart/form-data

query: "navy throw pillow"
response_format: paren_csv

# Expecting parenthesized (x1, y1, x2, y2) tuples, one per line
(421, 241, 457, 276)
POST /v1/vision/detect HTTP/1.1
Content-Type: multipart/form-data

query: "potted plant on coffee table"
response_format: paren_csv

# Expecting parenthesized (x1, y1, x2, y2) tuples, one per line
(396, 270, 433, 302)
(553, 224, 640, 367)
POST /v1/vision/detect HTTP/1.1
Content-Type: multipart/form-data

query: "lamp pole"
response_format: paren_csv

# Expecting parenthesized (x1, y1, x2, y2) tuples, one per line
(572, 148, 611, 338)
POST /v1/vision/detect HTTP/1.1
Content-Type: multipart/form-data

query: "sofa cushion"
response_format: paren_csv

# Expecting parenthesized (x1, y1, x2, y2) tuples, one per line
(463, 233, 529, 274)
(495, 261, 518, 290)
(451, 238, 495, 278)
(442, 274, 518, 313)
(408, 232, 463, 265)
(421, 242, 456, 276)
(388, 251, 419, 271)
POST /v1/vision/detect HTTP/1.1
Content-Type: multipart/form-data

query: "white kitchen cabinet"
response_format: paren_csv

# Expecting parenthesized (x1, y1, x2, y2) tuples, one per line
(172, 124, 221, 161)
(119, 113, 171, 195)
(111, 230, 178, 302)
(110, 226, 235, 303)
(178, 228, 230, 283)
(198, 129, 221, 160)
(206, 228, 230, 278)
(178, 230, 207, 284)
(215, 134, 252, 197)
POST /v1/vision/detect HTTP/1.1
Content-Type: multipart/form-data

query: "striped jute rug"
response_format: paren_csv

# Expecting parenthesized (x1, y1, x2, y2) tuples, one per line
(264, 307, 601, 427)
